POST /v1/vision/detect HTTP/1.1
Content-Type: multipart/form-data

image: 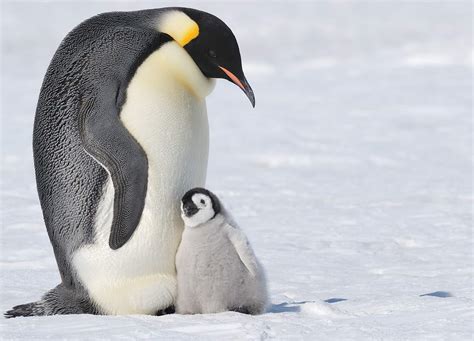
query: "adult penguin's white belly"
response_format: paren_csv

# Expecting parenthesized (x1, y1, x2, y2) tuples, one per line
(72, 42, 215, 315)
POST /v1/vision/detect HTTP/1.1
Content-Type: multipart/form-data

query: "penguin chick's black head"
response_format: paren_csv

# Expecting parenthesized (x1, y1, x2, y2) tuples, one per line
(160, 8, 255, 107)
(181, 188, 221, 227)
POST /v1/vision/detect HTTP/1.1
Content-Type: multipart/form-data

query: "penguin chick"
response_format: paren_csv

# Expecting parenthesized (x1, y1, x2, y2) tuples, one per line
(176, 188, 268, 315)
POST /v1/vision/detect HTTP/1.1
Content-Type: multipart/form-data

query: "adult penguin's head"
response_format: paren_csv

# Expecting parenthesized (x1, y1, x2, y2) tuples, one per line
(158, 8, 255, 107)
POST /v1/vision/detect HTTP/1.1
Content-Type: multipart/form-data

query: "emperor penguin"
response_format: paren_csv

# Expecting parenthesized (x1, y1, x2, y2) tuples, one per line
(5, 7, 254, 318)
(176, 188, 268, 315)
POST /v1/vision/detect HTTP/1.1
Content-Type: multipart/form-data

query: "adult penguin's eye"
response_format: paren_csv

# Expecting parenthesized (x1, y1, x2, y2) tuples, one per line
(200, 199, 205, 205)
(208, 50, 217, 58)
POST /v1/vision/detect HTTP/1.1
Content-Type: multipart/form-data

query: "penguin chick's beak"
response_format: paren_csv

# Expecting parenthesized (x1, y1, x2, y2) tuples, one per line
(219, 66, 255, 108)
(183, 205, 199, 217)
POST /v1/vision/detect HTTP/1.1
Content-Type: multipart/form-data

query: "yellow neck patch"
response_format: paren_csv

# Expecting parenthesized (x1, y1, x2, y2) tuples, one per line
(157, 11, 199, 47)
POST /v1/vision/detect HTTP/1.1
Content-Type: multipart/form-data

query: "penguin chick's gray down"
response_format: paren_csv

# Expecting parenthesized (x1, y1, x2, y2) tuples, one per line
(176, 188, 268, 315)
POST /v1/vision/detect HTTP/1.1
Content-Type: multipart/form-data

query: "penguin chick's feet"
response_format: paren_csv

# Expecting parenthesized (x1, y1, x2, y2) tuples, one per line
(156, 305, 175, 316)
(232, 304, 266, 315)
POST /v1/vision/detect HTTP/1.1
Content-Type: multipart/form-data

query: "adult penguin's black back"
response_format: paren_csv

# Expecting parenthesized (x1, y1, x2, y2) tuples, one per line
(5, 7, 255, 317)
(6, 9, 169, 317)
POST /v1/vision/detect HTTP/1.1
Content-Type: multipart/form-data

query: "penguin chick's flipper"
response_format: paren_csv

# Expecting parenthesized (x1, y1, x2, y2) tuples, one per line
(79, 96, 148, 250)
(225, 224, 259, 277)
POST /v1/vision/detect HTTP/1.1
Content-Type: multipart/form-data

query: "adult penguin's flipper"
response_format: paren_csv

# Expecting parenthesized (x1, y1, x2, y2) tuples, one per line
(78, 95, 148, 250)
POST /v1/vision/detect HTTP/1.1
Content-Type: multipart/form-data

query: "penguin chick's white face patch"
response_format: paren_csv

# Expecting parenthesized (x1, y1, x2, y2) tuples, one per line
(181, 193, 215, 227)
(157, 11, 199, 47)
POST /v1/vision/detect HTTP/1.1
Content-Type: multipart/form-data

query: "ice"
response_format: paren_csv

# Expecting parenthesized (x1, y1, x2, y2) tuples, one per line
(1, 0, 472, 340)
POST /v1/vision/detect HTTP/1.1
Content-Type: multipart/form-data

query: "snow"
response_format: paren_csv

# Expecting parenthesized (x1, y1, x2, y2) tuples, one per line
(1, 0, 472, 339)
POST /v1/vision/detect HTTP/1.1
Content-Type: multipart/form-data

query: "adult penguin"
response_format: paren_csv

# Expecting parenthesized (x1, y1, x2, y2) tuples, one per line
(5, 7, 254, 317)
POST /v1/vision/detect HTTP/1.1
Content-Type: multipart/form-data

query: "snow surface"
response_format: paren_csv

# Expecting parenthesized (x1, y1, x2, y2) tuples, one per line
(1, 0, 472, 339)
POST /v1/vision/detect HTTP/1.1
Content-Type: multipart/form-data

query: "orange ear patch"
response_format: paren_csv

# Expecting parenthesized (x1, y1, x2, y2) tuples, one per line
(158, 11, 200, 47)
(179, 22, 199, 46)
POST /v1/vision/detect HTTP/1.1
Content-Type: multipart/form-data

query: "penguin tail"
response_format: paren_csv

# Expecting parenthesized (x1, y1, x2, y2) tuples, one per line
(4, 301, 46, 318)
(5, 284, 99, 318)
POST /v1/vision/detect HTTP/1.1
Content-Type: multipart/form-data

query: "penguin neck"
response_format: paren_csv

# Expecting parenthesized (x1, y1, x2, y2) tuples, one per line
(155, 41, 215, 100)
(186, 213, 226, 230)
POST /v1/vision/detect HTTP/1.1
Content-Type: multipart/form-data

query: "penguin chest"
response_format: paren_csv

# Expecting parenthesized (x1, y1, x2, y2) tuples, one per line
(116, 65, 211, 269)
(72, 44, 215, 315)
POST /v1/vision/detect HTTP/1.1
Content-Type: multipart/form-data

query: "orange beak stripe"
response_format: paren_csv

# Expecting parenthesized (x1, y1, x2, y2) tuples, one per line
(219, 66, 245, 91)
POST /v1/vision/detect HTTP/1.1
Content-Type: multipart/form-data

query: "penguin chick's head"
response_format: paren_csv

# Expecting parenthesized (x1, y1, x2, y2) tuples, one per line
(181, 188, 221, 227)
(159, 8, 255, 107)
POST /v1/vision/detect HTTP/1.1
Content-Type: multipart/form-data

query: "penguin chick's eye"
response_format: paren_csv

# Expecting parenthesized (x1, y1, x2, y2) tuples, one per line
(200, 199, 205, 205)
(208, 50, 217, 58)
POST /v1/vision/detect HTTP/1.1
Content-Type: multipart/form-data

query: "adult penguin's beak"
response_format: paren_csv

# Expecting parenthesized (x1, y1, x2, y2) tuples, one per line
(219, 66, 255, 108)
